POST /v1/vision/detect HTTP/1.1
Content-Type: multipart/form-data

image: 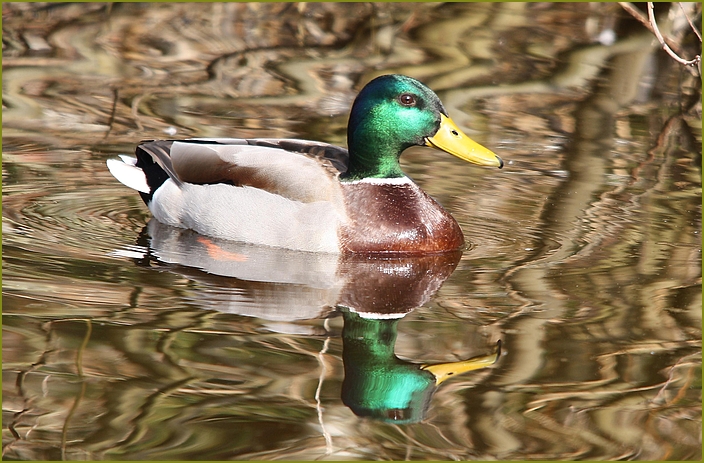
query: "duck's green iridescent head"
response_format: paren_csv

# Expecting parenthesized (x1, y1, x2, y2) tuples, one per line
(344, 74, 502, 180)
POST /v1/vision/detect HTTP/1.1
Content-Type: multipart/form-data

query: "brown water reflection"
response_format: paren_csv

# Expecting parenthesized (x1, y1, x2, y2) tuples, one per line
(3, 2, 701, 460)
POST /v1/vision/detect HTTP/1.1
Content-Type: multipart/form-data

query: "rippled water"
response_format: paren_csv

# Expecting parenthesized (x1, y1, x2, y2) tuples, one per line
(3, 2, 702, 460)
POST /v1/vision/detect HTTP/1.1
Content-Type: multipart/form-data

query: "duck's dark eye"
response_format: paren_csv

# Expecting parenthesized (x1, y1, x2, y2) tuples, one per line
(398, 93, 416, 107)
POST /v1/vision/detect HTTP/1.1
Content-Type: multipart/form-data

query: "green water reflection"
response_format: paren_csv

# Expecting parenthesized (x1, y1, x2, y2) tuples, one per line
(341, 309, 500, 424)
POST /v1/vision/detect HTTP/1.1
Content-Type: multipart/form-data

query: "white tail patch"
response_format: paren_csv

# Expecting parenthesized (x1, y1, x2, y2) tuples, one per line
(107, 158, 150, 193)
(117, 154, 138, 165)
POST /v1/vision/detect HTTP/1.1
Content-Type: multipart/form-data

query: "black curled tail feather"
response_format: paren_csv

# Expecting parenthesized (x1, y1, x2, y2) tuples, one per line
(135, 140, 178, 205)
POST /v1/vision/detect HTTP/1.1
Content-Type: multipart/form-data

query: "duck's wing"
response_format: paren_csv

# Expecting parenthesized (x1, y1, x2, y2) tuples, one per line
(141, 138, 349, 203)
(246, 138, 349, 174)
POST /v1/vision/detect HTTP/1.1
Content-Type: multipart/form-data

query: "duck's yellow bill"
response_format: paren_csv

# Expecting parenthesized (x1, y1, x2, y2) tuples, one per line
(421, 340, 501, 385)
(426, 114, 503, 168)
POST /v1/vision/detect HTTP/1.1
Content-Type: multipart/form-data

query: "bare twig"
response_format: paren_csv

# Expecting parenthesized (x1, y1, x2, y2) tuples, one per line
(619, 3, 685, 56)
(678, 2, 702, 42)
(620, 2, 701, 73)
(103, 88, 119, 140)
(647, 2, 700, 67)
(619, 2, 655, 33)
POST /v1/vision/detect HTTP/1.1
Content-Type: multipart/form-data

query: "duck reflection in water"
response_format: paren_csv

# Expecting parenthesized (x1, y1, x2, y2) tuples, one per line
(121, 220, 502, 423)
(341, 310, 500, 423)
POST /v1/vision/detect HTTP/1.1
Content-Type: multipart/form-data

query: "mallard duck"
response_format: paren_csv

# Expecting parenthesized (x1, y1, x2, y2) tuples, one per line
(108, 74, 502, 254)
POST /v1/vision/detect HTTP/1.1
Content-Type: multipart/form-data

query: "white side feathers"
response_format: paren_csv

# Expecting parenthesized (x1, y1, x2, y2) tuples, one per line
(107, 157, 150, 193)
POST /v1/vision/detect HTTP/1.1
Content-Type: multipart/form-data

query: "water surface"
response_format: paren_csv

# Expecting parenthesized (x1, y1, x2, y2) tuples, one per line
(2, 2, 701, 460)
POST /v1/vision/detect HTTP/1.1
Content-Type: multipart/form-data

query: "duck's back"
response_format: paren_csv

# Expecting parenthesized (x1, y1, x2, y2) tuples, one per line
(111, 139, 348, 253)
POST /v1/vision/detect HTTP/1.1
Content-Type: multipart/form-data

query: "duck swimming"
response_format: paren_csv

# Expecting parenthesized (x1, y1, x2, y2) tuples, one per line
(108, 74, 502, 254)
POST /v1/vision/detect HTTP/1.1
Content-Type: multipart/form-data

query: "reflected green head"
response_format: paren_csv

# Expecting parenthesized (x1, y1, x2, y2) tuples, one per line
(340, 310, 437, 424)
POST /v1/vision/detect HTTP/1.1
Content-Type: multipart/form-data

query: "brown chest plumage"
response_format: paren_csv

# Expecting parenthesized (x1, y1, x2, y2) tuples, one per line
(339, 180, 465, 254)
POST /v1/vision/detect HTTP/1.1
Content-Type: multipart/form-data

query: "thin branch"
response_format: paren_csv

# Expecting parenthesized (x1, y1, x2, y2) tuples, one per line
(102, 88, 119, 140)
(678, 2, 702, 43)
(620, 2, 654, 32)
(619, 2, 686, 56)
(647, 2, 700, 67)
